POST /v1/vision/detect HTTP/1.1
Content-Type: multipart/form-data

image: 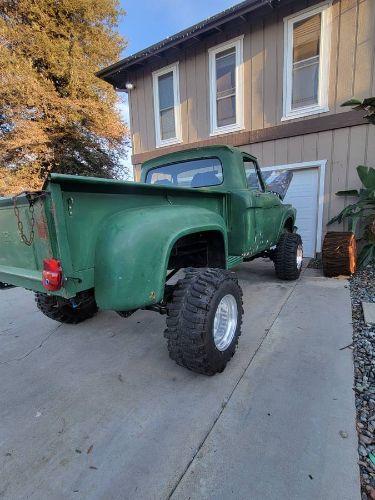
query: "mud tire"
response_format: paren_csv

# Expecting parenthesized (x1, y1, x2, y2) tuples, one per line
(35, 290, 98, 324)
(164, 268, 243, 375)
(274, 232, 303, 280)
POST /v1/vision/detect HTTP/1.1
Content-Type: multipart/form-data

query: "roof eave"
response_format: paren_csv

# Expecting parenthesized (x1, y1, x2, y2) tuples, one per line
(97, 0, 285, 87)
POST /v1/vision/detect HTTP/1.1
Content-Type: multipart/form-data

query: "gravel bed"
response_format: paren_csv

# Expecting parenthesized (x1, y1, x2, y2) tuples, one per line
(349, 265, 375, 500)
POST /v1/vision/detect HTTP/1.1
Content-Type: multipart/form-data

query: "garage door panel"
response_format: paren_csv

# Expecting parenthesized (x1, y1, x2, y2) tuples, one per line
(283, 168, 319, 257)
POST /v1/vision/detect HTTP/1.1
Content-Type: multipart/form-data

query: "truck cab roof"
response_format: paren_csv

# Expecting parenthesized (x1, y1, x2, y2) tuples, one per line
(141, 145, 258, 191)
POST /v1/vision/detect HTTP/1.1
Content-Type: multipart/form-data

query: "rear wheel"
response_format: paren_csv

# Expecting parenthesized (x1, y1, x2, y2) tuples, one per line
(35, 290, 98, 324)
(274, 232, 303, 280)
(164, 268, 243, 375)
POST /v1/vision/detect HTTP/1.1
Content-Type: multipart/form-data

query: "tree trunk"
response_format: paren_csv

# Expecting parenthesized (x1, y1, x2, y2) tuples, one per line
(322, 232, 357, 277)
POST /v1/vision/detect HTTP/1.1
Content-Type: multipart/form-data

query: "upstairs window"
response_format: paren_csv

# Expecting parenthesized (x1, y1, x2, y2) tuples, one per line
(283, 3, 331, 120)
(152, 63, 182, 148)
(209, 36, 244, 135)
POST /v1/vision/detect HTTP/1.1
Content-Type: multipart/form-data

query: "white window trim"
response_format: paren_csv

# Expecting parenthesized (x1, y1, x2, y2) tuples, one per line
(152, 62, 182, 148)
(262, 160, 327, 253)
(282, 2, 332, 121)
(208, 35, 244, 136)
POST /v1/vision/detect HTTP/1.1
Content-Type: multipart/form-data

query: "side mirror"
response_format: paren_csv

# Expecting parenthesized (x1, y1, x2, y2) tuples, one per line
(262, 170, 293, 200)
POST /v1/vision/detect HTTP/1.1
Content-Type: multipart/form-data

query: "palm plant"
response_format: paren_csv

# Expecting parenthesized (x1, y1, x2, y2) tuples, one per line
(328, 165, 375, 267)
(341, 97, 375, 124)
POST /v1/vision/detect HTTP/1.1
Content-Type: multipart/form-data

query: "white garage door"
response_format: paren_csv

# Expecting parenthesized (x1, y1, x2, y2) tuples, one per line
(282, 168, 319, 257)
(262, 165, 320, 257)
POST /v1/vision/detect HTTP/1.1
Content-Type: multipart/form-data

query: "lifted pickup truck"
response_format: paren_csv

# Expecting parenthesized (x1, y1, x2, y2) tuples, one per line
(0, 146, 302, 375)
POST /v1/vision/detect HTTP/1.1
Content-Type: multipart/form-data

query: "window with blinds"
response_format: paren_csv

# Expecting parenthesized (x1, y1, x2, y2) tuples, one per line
(292, 13, 321, 109)
(215, 47, 236, 127)
(152, 63, 181, 147)
(283, 4, 330, 120)
(158, 71, 176, 140)
(209, 36, 244, 135)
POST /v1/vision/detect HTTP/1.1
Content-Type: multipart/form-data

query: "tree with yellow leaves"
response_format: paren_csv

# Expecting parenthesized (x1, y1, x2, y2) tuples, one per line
(0, 0, 128, 196)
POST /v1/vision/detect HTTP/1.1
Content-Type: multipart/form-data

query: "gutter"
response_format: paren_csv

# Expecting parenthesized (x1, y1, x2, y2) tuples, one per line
(97, 0, 286, 85)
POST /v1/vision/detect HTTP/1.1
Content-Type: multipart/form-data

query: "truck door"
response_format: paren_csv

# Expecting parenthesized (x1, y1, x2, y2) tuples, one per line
(243, 157, 282, 251)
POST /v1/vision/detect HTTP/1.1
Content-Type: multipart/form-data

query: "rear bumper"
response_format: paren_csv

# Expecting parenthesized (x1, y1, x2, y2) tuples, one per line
(0, 265, 72, 298)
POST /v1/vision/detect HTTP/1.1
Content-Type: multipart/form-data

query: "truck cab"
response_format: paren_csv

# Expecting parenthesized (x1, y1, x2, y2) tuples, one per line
(141, 145, 295, 258)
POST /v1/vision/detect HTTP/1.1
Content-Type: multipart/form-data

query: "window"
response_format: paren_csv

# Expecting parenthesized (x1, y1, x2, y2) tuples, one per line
(283, 3, 331, 120)
(152, 63, 182, 147)
(244, 159, 263, 191)
(209, 36, 244, 135)
(145, 158, 223, 188)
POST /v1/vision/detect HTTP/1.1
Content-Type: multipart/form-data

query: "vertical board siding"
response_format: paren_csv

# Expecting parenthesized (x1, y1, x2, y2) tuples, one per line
(185, 47, 198, 143)
(263, 12, 278, 128)
(143, 69, 155, 150)
(330, 128, 351, 226)
(178, 52, 189, 144)
(247, 124, 370, 234)
(129, 79, 141, 154)
(327, 0, 341, 116)
(135, 69, 149, 152)
(195, 48, 209, 140)
(302, 134, 318, 161)
(335, 0, 358, 113)
(128, 0, 373, 157)
(354, 0, 375, 98)
(262, 141, 275, 166)
(274, 138, 289, 164)
(287, 136, 303, 164)
(134, 164, 142, 182)
(250, 19, 264, 131)
(243, 21, 252, 131)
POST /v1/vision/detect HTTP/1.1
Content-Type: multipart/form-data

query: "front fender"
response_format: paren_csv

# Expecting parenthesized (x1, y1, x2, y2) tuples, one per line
(94, 205, 227, 310)
(277, 206, 297, 239)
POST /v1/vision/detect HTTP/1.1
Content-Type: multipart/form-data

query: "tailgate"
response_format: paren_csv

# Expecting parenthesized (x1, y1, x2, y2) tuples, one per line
(0, 193, 53, 291)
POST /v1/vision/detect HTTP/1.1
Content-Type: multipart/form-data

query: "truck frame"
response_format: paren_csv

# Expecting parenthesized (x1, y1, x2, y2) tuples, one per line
(0, 146, 302, 375)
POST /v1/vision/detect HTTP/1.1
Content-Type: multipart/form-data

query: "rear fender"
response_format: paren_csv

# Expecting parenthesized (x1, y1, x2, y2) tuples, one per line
(94, 205, 227, 310)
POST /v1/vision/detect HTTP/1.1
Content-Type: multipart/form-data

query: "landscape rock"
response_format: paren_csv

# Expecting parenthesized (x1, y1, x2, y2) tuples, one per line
(349, 265, 375, 499)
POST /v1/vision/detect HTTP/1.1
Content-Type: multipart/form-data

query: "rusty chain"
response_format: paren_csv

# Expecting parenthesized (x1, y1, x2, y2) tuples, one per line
(13, 196, 36, 246)
(12, 191, 48, 247)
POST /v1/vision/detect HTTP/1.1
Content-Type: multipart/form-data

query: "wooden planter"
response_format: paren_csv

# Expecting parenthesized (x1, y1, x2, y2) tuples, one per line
(322, 232, 357, 277)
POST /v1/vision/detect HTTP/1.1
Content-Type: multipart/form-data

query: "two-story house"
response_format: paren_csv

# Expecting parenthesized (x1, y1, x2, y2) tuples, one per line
(98, 0, 374, 257)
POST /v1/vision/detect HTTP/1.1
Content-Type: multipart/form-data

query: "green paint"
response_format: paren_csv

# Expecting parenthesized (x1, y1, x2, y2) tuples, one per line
(0, 146, 296, 310)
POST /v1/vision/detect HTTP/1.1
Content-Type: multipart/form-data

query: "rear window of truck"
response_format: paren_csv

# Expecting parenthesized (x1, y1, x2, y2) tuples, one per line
(145, 158, 223, 188)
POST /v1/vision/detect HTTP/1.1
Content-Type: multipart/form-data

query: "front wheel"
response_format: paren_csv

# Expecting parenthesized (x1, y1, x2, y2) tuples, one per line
(164, 268, 243, 375)
(274, 232, 303, 280)
(35, 290, 98, 324)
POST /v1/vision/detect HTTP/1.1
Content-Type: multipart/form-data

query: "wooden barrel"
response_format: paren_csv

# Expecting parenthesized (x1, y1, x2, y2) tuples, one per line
(322, 232, 357, 277)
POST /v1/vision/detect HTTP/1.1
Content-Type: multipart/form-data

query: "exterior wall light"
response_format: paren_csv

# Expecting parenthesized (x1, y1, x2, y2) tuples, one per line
(125, 82, 135, 91)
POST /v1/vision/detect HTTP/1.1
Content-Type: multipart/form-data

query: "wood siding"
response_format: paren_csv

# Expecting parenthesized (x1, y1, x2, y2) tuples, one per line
(134, 122, 374, 237)
(241, 123, 374, 232)
(127, 0, 374, 157)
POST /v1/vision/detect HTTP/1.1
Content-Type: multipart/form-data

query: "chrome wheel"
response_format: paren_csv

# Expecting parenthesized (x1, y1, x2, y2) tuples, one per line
(213, 294, 238, 351)
(296, 244, 303, 269)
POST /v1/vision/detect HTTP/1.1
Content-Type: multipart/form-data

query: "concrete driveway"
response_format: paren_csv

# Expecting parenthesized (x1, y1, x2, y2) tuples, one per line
(0, 261, 359, 499)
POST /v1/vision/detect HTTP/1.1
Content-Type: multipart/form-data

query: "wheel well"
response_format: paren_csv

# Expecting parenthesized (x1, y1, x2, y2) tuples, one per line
(167, 231, 226, 270)
(284, 218, 294, 233)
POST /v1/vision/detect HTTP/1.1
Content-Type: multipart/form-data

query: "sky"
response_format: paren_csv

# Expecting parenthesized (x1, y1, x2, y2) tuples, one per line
(117, 0, 239, 177)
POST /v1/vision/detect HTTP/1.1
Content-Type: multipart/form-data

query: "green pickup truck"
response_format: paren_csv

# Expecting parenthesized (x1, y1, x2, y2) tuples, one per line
(0, 145, 302, 375)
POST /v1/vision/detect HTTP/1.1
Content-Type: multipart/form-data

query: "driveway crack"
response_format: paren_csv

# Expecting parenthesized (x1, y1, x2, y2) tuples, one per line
(167, 274, 303, 499)
(0, 324, 62, 365)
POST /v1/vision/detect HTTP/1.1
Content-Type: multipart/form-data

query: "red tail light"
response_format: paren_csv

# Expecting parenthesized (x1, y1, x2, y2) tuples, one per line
(42, 258, 63, 291)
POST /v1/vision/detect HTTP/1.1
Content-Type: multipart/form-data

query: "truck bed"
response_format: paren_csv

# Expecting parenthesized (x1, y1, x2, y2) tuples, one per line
(0, 174, 228, 298)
